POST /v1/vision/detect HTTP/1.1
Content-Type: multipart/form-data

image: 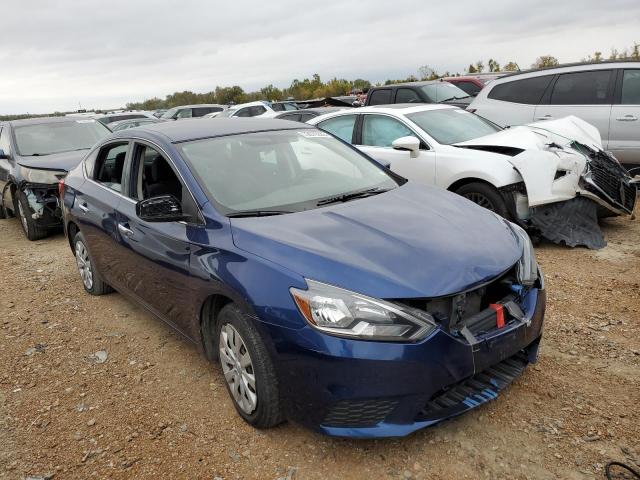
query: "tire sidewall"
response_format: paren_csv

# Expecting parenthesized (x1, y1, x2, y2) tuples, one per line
(216, 306, 273, 425)
(73, 232, 99, 295)
(456, 183, 510, 219)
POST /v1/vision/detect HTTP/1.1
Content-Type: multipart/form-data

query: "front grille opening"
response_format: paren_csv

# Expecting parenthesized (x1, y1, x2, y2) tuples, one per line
(394, 267, 523, 337)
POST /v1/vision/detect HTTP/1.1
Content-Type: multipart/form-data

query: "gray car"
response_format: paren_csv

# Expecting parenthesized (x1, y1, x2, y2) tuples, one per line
(468, 61, 640, 168)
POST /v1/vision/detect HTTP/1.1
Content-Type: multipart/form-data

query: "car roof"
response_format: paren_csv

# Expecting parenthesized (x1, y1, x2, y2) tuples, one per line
(498, 59, 640, 79)
(227, 101, 269, 110)
(2, 116, 96, 127)
(371, 80, 444, 88)
(357, 104, 456, 114)
(168, 104, 227, 109)
(116, 117, 313, 143)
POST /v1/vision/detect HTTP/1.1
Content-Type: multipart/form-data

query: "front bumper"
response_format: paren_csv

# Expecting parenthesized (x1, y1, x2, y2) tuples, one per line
(19, 183, 63, 227)
(266, 288, 545, 438)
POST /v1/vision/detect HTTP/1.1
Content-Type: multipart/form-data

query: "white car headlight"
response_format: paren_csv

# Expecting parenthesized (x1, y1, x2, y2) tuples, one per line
(19, 166, 66, 184)
(509, 222, 539, 286)
(290, 280, 437, 342)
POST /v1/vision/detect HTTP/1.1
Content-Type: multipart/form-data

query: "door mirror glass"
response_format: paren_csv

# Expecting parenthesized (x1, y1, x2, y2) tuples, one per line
(392, 136, 421, 157)
(136, 195, 185, 222)
(0, 149, 8, 159)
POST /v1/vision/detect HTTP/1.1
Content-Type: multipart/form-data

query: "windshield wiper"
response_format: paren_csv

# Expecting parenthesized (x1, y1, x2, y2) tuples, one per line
(317, 187, 391, 206)
(227, 209, 293, 218)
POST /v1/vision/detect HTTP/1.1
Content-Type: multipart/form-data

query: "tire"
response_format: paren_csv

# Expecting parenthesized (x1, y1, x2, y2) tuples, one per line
(15, 190, 49, 241)
(455, 182, 510, 219)
(216, 304, 284, 429)
(73, 231, 113, 295)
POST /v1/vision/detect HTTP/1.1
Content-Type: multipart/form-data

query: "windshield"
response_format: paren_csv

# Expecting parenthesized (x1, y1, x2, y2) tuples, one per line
(419, 83, 470, 102)
(407, 109, 501, 145)
(179, 129, 398, 213)
(14, 120, 110, 156)
(161, 108, 179, 119)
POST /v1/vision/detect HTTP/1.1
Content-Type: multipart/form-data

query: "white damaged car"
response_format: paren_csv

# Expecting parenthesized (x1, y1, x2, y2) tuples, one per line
(308, 105, 637, 249)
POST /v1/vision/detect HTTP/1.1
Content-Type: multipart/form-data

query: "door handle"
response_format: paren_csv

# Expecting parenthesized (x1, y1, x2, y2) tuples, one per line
(78, 202, 89, 213)
(536, 115, 552, 121)
(117, 223, 134, 237)
(616, 115, 638, 122)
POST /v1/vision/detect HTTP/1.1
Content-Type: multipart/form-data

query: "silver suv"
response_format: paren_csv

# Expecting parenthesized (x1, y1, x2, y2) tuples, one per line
(468, 61, 640, 167)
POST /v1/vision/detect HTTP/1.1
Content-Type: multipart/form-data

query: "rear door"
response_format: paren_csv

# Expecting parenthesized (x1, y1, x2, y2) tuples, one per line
(534, 69, 614, 146)
(356, 113, 436, 185)
(112, 140, 203, 334)
(75, 141, 129, 284)
(609, 68, 640, 166)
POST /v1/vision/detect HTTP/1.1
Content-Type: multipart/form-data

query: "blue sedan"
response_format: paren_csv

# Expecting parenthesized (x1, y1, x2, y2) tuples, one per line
(60, 118, 545, 438)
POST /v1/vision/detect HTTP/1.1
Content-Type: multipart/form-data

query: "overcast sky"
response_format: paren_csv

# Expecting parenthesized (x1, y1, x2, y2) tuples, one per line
(1, 0, 639, 114)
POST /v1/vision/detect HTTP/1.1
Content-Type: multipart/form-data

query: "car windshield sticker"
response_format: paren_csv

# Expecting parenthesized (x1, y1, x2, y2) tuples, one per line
(298, 130, 331, 138)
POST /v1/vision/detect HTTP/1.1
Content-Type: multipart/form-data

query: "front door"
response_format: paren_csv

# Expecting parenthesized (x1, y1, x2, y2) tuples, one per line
(112, 141, 203, 334)
(356, 114, 436, 186)
(609, 69, 640, 166)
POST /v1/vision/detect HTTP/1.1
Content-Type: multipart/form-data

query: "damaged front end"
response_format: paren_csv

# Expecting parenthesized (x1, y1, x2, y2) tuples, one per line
(458, 116, 637, 249)
(16, 165, 67, 228)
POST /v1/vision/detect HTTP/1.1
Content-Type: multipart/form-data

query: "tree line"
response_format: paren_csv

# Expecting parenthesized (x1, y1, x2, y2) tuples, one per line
(124, 42, 640, 110)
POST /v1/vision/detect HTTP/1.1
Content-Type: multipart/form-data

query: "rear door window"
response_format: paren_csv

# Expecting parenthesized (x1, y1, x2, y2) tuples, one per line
(395, 88, 421, 103)
(176, 109, 193, 119)
(93, 143, 129, 193)
(550, 70, 612, 105)
(454, 81, 481, 96)
(620, 70, 640, 104)
(361, 115, 414, 147)
(317, 115, 357, 143)
(488, 75, 553, 104)
(368, 89, 393, 105)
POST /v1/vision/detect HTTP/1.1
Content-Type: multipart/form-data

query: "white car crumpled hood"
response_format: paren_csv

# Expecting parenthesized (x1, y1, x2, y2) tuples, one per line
(455, 116, 602, 207)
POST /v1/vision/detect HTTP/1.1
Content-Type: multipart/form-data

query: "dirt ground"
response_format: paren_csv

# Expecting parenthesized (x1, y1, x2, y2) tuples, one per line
(0, 209, 638, 480)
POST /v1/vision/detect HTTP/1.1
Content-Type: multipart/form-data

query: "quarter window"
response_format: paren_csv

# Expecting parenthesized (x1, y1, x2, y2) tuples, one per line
(368, 89, 392, 105)
(395, 88, 421, 103)
(550, 70, 612, 105)
(488, 75, 553, 104)
(621, 70, 640, 105)
(317, 115, 357, 143)
(362, 115, 413, 147)
(93, 143, 128, 193)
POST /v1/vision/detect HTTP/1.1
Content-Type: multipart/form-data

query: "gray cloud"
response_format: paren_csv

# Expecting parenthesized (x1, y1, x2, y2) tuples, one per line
(1, 0, 638, 113)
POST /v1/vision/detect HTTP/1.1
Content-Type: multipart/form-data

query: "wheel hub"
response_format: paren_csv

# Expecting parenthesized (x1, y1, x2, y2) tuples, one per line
(219, 324, 257, 414)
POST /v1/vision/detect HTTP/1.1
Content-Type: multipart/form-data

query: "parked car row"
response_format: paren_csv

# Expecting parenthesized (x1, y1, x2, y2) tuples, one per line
(0, 60, 637, 440)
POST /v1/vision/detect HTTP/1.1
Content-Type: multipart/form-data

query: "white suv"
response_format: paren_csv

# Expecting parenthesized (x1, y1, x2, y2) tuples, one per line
(467, 61, 640, 167)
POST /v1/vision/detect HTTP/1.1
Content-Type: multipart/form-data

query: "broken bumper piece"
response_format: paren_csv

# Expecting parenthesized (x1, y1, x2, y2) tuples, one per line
(20, 184, 62, 228)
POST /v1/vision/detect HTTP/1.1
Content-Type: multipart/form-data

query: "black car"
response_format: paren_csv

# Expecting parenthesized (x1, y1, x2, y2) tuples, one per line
(0, 117, 110, 240)
(274, 107, 348, 123)
(365, 80, 472, 108)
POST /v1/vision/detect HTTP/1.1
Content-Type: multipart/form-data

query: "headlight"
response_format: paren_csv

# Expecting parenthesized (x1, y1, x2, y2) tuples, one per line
(509, 222, 538, 286)
(290, 280, 437, 342)
(18, 166, 66, 184)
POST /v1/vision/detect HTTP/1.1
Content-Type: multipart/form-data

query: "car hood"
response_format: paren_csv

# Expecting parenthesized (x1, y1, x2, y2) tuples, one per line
(17, 149, 89, 172)
(454, 115, 606, 207)
(230, 183, 522, 299)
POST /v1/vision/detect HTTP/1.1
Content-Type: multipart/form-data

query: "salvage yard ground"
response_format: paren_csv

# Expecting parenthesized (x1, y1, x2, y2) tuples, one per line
(0, 210, 639, 480)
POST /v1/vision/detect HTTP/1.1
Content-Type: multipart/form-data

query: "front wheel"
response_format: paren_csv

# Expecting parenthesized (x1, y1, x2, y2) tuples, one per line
(73, 231, 113, 295)
(455, 182, 510, 219)
(15, 191, 49, 241)
(217, 304, 284, 428)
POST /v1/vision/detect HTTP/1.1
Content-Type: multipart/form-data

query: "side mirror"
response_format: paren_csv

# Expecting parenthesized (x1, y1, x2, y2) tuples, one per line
(392, 136, 421, 158)
(0, 149, 9, 159)
(136, 195, 185, 222)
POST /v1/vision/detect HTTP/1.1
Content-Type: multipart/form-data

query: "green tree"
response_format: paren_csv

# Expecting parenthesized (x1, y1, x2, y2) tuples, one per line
(503, 61, 519, 71)
(467, 64, 478, 73)
(474, 61, 485, 73)
(532, 55, 559, 69)
(488, 59, 500, 72)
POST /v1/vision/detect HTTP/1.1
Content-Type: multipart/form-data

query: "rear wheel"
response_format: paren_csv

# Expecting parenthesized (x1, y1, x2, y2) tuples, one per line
(455, 182, 510, 219)
(216, 304, 284, 428)
(15, 191, 49, 241)
(73, 231, 113, 295)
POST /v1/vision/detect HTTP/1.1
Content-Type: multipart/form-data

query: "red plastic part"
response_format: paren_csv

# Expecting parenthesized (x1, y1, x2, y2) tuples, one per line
(489, 303, 505, 329)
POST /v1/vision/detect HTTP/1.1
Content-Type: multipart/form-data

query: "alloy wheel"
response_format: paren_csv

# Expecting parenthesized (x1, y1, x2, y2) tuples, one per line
(219, 323, 257, 414)
(17, 200, 29, 233)
(463, 192, 496, 212)
(75, 241, 94, 290)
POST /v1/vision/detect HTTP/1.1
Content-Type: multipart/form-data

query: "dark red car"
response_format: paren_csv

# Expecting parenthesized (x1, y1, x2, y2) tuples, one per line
(443, 75, 504, 97)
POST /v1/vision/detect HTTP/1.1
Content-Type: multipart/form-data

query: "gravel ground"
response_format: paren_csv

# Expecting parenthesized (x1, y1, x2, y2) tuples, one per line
(1, 210, 639, 480)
